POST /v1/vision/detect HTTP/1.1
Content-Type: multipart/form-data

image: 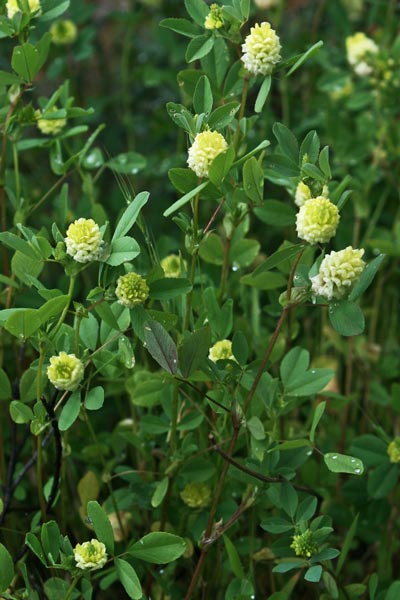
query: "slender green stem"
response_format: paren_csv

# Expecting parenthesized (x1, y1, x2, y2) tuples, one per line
(184, 193, 200, 331)
(51, 276, 75, 339)
(234, 76, 250, 154)
(64, 576, 80, 600)
(83, 407, 126, 539)
(36, 434, 47, 522)
(12, 142, 21, 206)
(28, 173, 68, 217)
(218, 234, 232, 302)
(170, 383, 179, 455)
(244, 307, 288, 414)
(36, 342, 45, 403)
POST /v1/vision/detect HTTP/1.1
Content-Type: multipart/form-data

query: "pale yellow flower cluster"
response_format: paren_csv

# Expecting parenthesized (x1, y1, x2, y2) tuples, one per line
(6, 0, 40, 18)
(208, 339, 235, 362)
(50, 19, 78, 45)
(180, 483, 211, 508)
(254, 0, 279, 8)
(65, 218, 103, 263)
(310, 246, 365, 300)
(294, 181, 312, 207)
(241, 22, 281, 76)
(161, 254, 185, 278)
(35, 106, 66, 136)
(296, 196, 340, 244)
(387, 437, 400, 464)
(346, 32, 378, 77)
(74, 539, 107, 571)
(47, 352, 84, 391)
(187, 131, 228, 178)
(204, 3, 224, 30)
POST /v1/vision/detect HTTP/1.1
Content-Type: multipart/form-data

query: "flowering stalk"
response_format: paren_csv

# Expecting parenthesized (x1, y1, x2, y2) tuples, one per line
(233, 76, 250, 154)
(51, 276, 76, 339)
(184, 192, 200, 331)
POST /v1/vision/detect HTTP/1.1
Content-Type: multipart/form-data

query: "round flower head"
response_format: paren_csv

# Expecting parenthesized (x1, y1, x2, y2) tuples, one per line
(241, 22, 281, 76)
(116, 272, 149, 308)
(180, 483, 211, 508)
(47, 352, 84, 391)
(161, 254, 185, 278)
(204, 3, 224, 30)
(208, 339, 235, 362)
(50, 19, 78, 45)
(65, 218, 103, 263)
(290, 529, 318, 558)
(296, 196, 340, 244)
(74, 539, 107, 571)
(387, 437, 400, 464)
(254, 0, 279, 8)
(35, 106, 66, 136)
(187, 130, 228, 178)
(310, 246, 365, 300)
(294, 181, 312, 207)
(346, 32, 378, 77)
(6, 0, 40, 18)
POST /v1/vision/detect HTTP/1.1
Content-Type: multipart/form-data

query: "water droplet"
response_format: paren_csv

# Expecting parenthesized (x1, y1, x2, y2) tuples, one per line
(331, 455, 338, 460)
(351, 458, 356, 463)
(231, 263, 239, 272)
(354, 468, 361, 474)
(307, 450, 313, 456)
(311, 369, 316, 374)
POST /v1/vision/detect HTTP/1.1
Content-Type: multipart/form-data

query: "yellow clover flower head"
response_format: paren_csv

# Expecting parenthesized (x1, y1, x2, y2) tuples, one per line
(65, 218, 103, 263)
(47, 352, 84, 392)
(254, 0, 279, 8)
(50, 19, 78, 45)
(310, 246, 365, 300)
(294, 181, 312, 207)
(204, 3, 224, 30)
(6, 0, 40, 18)
(161, 254, 185, 278)
(35, 106, 66, 136)
(290, 529, 318, 558)
(180, 482, 211, 508)
(387, 437, 400, 464)
(187, 130, 228, 178)
(74, 539, 107, 571)
(116, 272, 149, 308)
(296, 196, 340, 244)
(241, 22, 281, 76)
(346, 32, 378, 77)
(208, 339, 235, 362)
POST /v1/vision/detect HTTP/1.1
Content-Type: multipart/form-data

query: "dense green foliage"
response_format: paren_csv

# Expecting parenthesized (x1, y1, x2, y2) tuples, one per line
(0, 0, 400, 599)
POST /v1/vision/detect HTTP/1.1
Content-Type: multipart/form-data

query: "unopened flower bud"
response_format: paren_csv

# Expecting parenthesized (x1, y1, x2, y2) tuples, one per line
(115, 272, 149, 308)
(387, 437, 400, 464)
(35, 106, 66, 136)
(294, 181, 312, 207)
(208, 339, 235, 362)
(290, 529, 318, 558)
(180, 482, 211, 508)
(204, 3, 224, 30)
(50, 19, 78, 45)
(161, 254, 186, 278)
